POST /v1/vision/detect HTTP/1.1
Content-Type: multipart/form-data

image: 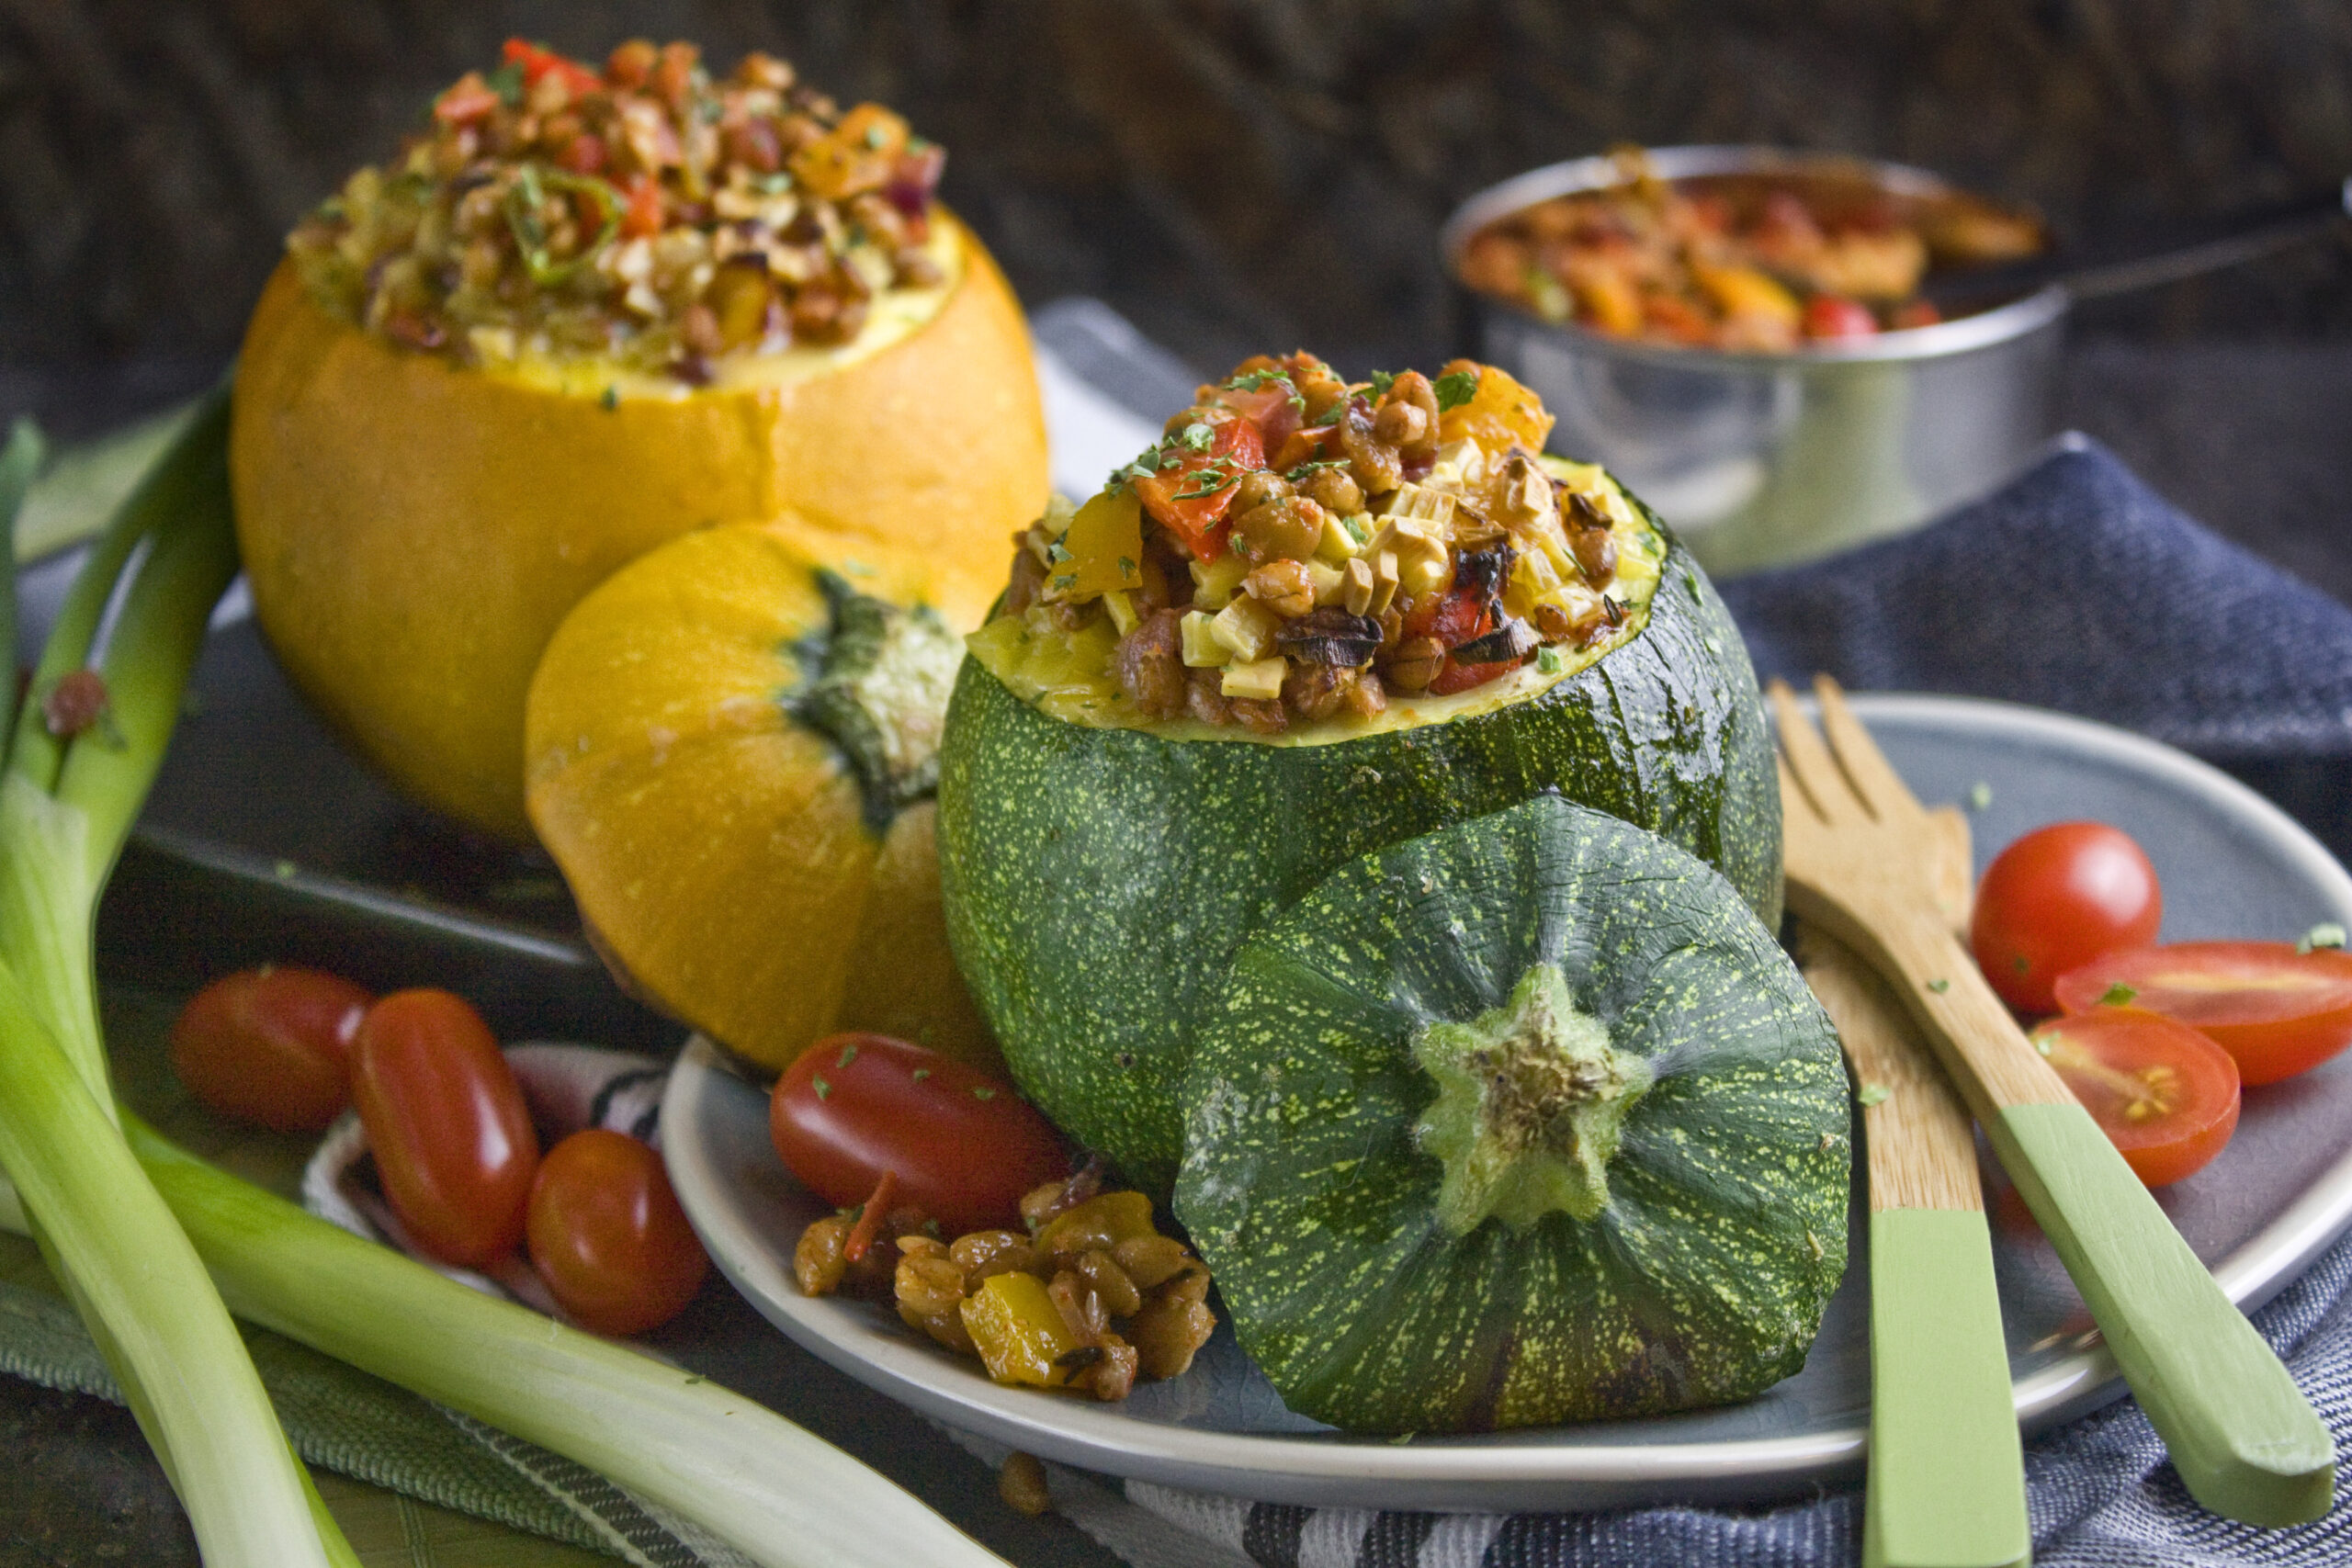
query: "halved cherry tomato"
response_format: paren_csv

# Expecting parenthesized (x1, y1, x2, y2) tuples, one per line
(770, 1033, 1069, 1235)
(526, 1129, 709, 1336)
(2031, 1009, 2240, 1186)
(352, 989, 540, 1267)
(1970, 822, 2163, 1014)
(170, 965, 372, 1133)
(2054, 941, 2352, 1085)
(1130, 418, 1266, 560)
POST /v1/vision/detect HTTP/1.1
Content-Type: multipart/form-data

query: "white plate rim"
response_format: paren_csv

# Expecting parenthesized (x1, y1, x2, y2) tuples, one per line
(661, 692, 2352, 1509)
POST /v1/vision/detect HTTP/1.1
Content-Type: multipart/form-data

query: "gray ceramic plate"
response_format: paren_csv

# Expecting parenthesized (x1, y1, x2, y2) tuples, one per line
(660, 694, 2352, 1512)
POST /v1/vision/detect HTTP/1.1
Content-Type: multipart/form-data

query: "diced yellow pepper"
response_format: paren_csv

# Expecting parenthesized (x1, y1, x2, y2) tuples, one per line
(1436, 362, 1555, 457)
(1035, 1192, 1161, 1257)
(1210, 597, 1282, 663)
(1179, 610, 1226, 668)
(1220, 657, 1286, 701)
(1425, 438, 1487, 495)
(959, 1272, 1080, 1387)
(1103, 589, 1139, 637)
(1189, 553, 1250, 611)
(1047, 487, 1146, 603)
(1308, 558, 1346, 607)
(1384, 483, 1458, 536)
(1314, 511, 1363, 564)
(1690, 263, 1800, 328)
(1363, 517, 1449, 597)
(1571, 271, 1645, 337)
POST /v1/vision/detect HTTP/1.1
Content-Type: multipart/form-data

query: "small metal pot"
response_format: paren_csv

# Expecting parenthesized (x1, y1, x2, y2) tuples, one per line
(1442, 146, 2068, 577)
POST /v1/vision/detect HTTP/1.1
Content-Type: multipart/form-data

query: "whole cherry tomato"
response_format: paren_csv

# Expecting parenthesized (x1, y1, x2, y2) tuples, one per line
(770, 1033, 1069, 1235)
(352, 989, 539, 1267)
(1802, 295, 1880, 341)
(526, 1130, 709, 1336)
(170, 965, 372, 1132)
(2031, 1008, 2241, 1187)
(1970, 822, 2163, 1014)
(2054, 941, 2352, 1085)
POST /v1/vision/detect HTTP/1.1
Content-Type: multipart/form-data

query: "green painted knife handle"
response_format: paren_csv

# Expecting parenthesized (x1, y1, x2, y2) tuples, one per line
(1991, 1102, 2335, 1526)
(1865, 1208, 2031, 1568)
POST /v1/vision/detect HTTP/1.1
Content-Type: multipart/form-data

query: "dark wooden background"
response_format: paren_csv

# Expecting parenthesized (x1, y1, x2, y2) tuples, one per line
(2, 0, 2348, 415)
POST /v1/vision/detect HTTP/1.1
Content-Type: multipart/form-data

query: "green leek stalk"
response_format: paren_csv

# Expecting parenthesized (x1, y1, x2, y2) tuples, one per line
(0, 402, 1012, 1567)
(0, 394, 355, 1567)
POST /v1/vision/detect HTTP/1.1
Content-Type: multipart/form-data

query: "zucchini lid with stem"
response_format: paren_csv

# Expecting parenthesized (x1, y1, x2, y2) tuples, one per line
(1175, 794, 1848, 1434)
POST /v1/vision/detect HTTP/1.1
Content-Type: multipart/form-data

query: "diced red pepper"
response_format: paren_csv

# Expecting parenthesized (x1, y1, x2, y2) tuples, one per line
(1407, 583, 1515, 696)
(1132, 419, 1266, 560)
(619, 175, 665, 239)
(433, 72, 503, 126)
(503, 39, 604, 100)
(1403, 583, 1490, 648)
(1428, 658, 1515, 695)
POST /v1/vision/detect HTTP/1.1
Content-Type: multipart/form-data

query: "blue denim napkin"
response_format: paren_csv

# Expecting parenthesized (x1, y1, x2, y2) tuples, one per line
(1719, 432, 2352, 763)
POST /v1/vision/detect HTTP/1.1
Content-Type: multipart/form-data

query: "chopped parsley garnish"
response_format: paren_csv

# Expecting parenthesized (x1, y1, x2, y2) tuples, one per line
(1536, 646, 1566, 674)
(1926, 978, 1950, 994)
(1367, 369, 1397, 399)
(836, 1042, 859, 1067)
(485, 61, 525, 105)
(811, 1076, 831, 1100)
(1432, 369, 1479, 411)
(1180, 422, 1215, 451)
(1226, 368, 1297, 394)
(972, 1086, 997, 1100)
(2097, 982, 2139, 1007)
(1856, 1084, 1890, 1107)
(911, 1067, 931, 1081)
(599, 385, 619, 411)
(1046, 539, 1072, 565)
(1170, 471, 1238, 501)
(1116, 556, 1136, 576)
(1966, 781, 1994, 811)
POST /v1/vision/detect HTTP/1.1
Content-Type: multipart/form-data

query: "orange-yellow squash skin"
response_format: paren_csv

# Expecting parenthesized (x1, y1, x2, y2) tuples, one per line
(524, 522, 997, 1076)
(230, 212, 1046, 840)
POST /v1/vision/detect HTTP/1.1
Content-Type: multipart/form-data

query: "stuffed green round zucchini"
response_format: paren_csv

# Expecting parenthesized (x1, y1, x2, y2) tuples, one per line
(937, 353, 1779, 1192)
(1176, 795, 1849, 1433)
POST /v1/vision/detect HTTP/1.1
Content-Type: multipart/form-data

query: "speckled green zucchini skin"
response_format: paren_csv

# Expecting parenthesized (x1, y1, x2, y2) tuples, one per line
(936, 525, 1777, 1194)
(1176, 796, 1849, 1433)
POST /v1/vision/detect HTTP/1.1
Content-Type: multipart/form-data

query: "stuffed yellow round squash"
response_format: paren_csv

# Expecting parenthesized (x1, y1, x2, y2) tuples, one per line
(524, 520, 997, 1075)
(229, 39, 1046, 838)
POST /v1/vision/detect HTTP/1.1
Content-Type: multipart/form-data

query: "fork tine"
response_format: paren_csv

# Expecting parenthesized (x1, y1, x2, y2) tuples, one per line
(1811, 674, 1927, 825)
(1776, 752, 1826, 832)
(1766, 678, 1856, 826)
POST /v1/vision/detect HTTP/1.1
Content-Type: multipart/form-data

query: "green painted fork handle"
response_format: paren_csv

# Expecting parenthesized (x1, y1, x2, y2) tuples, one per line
(1990, 1102, 2335, 1527)
(1866, 1208, 2031, 1568)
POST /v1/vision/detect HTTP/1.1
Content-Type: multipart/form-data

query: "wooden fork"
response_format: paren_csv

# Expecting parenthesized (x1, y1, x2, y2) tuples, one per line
(1796, 807, 2028, 1568)
(1773, 674, 2334, 1529)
